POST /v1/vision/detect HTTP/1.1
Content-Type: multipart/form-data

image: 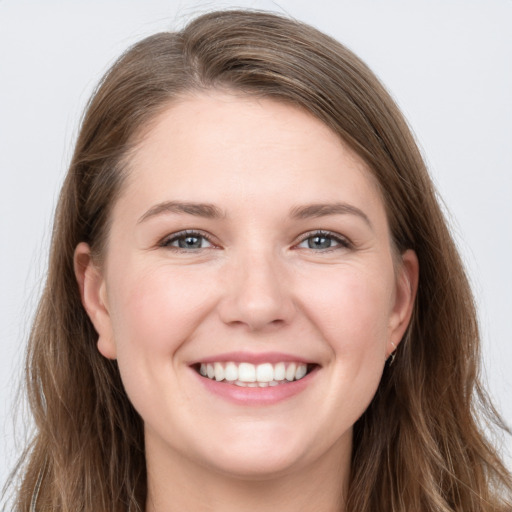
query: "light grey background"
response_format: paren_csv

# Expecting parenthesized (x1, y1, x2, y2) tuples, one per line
(1, 0, 511, 488)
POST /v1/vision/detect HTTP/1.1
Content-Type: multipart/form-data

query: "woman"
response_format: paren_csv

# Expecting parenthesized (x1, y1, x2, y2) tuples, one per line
(6, 9, 511, 512)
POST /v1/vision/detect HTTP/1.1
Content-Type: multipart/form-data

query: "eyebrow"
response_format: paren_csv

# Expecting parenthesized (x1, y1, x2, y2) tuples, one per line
(137, 200, 372, 229)
(290, 202, 373, 229)
(137, 201, 224, 223)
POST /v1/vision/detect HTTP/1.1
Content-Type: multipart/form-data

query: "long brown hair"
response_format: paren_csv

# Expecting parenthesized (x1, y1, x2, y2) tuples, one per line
(5, 9, 511, 511)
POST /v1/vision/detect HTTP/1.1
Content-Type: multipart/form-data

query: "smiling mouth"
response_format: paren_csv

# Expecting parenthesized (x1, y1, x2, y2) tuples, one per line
(193, 361, 316, 387)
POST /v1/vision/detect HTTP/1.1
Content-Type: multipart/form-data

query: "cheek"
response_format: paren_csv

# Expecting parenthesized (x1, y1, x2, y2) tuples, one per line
(106, 264, 215, 358)
(104, 264, 217, 415)
(298, 263, 394, 356)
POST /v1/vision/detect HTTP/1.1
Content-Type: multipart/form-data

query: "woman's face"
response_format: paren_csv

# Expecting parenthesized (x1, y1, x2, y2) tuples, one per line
(77, 92, 417, 480)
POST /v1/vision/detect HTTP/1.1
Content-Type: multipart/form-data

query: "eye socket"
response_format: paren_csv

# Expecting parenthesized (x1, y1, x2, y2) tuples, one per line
(160, 231, 214, 250)
(159, 229, 349, 252)
(296, 231, 351, 251)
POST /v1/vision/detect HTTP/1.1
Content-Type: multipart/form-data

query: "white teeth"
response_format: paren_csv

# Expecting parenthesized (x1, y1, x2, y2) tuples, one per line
(224, 362, 238, 381)
(256, 363, 274, 382)
(214, 362, 225, 381)
(238, 363, 256, 382)
(295, 364, 307, 380)
(274, 362, 285, 381)
(198, 361, 312, 385)
(285, 363, 296, 381)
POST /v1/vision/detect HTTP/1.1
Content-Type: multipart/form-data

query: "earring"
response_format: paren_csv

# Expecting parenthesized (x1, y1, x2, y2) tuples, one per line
(387, 341, 397, 366)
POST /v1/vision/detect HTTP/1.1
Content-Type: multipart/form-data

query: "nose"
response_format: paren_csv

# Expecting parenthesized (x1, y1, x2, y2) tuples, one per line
(217, 250, 295, 332)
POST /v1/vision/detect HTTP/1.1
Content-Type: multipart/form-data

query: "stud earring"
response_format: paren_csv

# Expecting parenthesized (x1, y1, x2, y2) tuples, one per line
(387, 341, 397, 366)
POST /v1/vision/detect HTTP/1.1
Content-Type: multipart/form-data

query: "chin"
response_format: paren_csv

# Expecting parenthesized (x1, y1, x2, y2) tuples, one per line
(205, 450, 304, 480)
(192, 424, 325, 480)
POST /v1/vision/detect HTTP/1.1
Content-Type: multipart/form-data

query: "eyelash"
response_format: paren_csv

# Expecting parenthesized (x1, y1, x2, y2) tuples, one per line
(295, 230, 352, 252)
(159, 230, 216, 251)
(159, 229, 351, 253)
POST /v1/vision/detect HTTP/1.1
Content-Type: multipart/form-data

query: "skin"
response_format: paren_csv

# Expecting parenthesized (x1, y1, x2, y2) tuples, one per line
(75, 92, 418, 512)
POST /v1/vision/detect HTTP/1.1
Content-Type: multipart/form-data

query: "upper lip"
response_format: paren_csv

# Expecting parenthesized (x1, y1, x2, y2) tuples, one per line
(189, 351, 317, 365)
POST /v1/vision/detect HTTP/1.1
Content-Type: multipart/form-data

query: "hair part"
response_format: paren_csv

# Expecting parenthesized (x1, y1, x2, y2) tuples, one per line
(6, 9, 511, 512)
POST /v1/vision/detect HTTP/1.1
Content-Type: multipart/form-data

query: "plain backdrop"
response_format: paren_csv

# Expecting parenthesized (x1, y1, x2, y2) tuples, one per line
(1, 0, 511, 488)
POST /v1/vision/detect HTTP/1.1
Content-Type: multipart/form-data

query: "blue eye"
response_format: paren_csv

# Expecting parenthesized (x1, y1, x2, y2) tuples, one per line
(297, 231, 349, 251)
(161, 231, 213, 250)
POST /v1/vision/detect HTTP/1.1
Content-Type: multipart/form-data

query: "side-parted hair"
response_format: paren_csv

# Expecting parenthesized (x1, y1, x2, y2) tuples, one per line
(6, 10, 511, 512)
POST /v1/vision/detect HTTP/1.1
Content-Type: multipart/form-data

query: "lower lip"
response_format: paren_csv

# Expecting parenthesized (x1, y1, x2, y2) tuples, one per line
(193, 367, 318, 406)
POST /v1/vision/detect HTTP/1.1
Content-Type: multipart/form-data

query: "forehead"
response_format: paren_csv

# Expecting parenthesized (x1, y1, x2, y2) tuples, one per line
(116, 91, 386, 224)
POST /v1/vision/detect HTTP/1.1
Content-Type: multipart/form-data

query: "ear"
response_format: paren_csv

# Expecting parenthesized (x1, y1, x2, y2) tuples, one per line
(387, 249, 419, 356)
(74, 242, 117, 359)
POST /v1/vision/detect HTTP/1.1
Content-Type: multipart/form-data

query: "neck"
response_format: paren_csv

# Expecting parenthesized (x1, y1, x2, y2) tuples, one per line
(144, 435, 350, 512)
